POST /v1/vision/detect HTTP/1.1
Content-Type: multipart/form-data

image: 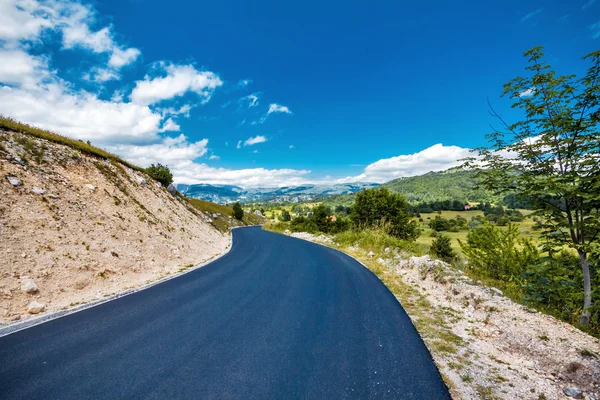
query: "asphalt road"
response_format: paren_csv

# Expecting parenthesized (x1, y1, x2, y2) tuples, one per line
(0, 226, 450, 399)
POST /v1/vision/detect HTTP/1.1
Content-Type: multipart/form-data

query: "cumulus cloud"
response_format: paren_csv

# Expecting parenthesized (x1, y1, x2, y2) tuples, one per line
(130, 64, 222, 105)
(0, 0, 218, 147)
(336, 144, 472, 183)
(0, 0, 139, 80)
(109, 47, 141, 68)
(171, 162, 312, 187)
(106, 134, 208, 167)
(242, 135, 268, 147)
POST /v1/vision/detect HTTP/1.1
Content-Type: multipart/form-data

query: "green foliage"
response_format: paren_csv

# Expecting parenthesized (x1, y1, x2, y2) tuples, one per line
(287, 205, 350, 234)
(428, 215, 467, 232)
(522, 250, 600, 330)
(430, 234, 457, 263)
(146, 163, 173, 187)
(351, 187, 419, 240)
(232, 202, 244, 220)
(459, 222, 539, 281)
(384, 168, 500, 204)
(334, 226, 422, 255)
(279, 210, 291, 221)
(466, 46, 600, 324)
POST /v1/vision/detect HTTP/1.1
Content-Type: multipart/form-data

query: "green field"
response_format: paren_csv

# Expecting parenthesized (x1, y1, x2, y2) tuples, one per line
(414, 210, 540, 255)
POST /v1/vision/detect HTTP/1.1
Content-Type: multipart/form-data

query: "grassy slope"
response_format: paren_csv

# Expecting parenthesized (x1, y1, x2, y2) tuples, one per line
(187, 199, 265, 232)
(0, 116, 145, 172)
(324, 168, 501, 208)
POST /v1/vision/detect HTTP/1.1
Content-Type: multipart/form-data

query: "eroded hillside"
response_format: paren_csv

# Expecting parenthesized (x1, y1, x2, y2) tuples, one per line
(0, 127, 229, 324)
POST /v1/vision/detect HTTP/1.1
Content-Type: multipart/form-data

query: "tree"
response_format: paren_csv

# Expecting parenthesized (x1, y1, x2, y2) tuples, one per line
(466, 47, 600, 325)
(232, 202, 244, 220)
(280, 210, 291, 221)
(351, 187, 419, 240)
(430, 234, 457, 263)
(146, 163, 173, 187)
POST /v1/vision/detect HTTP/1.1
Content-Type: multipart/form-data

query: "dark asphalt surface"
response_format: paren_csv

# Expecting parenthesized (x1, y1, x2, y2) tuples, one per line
(0, 227, 450, 399)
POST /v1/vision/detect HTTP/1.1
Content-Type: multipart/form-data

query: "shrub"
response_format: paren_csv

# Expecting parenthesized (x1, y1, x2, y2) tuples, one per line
(430, 234, 457, 263)
(146, 163, 173, 187)
(280, 210, 291, 221)
(232, 202, 244, 220)
(459, 222, 539, 281)
(351, 187, 419, 240)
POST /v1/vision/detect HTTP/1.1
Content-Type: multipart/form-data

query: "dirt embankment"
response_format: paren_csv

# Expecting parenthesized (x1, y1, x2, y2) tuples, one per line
(0, 129, 229, 324)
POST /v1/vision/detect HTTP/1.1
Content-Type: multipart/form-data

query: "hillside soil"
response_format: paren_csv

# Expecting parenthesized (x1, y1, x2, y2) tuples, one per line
(0, 129, 229, 325)
(288, 231, 600, 400)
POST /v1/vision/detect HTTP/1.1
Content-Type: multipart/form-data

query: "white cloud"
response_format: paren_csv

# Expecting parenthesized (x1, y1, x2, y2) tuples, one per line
(130, 64, 222, 105)
(521, 9, 542, 22)
(268, 103, 291, 114)
(158, 118, 181, 133)
(519, 87, 535, 97)
(239, 92, 260, 108)
(335, 144, 472, 183)
(107, 134, 209, 167)
(84, 67, 120, 82)
(109, 47, 141, 68)
(237, 140, 242, 149)
(234, 79, 252, 89)
(0, 0, 54, 42)
(242, 135, 268, 147)
(171, 162, 312, 187)
(0, 0, 139, 80)
(0, 49, 47, 87)
(209, 155, 220, 160)
(256, 102, 292, 124)
(289, 145, 295, 149)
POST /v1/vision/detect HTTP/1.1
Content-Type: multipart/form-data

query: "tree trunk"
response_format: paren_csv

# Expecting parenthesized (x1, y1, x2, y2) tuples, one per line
(578, 250, 592, 326)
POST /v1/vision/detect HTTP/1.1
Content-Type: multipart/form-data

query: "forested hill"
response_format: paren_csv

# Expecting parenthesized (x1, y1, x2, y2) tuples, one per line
(325, 168, 501, 207)
(383, 168, 500, 203)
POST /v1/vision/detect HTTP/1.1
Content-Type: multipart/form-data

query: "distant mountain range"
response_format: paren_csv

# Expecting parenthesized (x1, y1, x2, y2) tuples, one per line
(176, 182, 379, 203)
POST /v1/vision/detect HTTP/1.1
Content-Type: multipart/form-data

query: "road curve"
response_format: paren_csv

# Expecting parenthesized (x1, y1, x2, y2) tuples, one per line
(0, 226, 450, 399)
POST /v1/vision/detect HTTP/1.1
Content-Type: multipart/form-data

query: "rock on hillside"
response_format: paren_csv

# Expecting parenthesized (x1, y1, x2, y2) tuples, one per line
(0, 129, 229, 324)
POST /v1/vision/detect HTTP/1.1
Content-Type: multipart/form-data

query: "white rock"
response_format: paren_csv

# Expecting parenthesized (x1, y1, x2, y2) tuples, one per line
(27, 301, 46, 314)
(85, 184, 95, 190)
(368, 251, 375, 257)
(384, 247, 391, 253)
(32, 186, 46, 194)
(490, 287, 503, 296)
(284, 229, 291, 235)
(137, 177, 147, 186)
(7, 176, 21, 186)
(48, 194, 59, 199)
(20, 276, 38, 293)
(167, 184, 177, 195)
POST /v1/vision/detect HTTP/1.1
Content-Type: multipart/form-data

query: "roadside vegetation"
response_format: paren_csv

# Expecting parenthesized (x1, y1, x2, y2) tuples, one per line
(186, 199, 264, 232)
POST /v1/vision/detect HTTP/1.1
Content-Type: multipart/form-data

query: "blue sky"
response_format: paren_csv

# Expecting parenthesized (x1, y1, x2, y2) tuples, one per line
(1, 0, 599, 187)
